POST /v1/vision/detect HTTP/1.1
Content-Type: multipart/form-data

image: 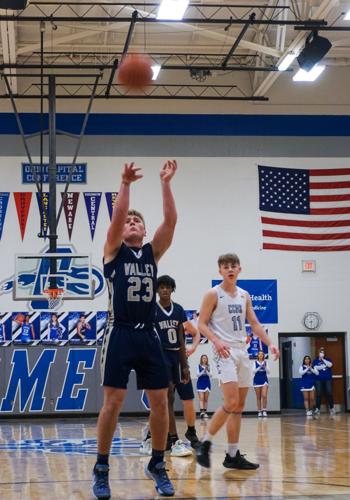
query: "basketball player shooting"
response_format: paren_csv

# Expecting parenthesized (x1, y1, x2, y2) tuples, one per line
(93, 161, 178, 500)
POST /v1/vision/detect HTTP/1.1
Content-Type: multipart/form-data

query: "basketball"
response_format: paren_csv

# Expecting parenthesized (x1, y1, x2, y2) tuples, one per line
(16, 313, 24, 324)
(117, 53, 153, 90)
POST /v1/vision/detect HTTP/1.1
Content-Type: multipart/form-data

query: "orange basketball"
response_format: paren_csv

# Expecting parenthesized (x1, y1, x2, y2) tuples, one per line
(16, 313, 24, 324)
(118, 53, 153, 90)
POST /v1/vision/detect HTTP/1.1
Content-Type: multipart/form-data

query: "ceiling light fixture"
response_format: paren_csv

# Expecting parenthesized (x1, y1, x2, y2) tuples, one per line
(278, 53, 297, 72)
(157, 0, 189, 20)
(293, 64, 325, 82)
(151, 65, 161, 80)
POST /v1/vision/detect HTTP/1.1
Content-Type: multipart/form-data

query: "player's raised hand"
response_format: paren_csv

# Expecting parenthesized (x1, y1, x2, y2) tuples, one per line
(122, 162, 143, 185)
(160, 160, 177, 183)
(270, 344, 280, 361)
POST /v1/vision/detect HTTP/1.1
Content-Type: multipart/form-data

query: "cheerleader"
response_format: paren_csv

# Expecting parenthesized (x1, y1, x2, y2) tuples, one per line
(253, 351, 270, 417)
(196, 354, 211, 419)
(299, 355, 319, 416)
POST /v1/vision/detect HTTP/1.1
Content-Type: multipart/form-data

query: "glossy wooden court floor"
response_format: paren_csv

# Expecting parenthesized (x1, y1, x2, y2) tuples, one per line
(0, 413, 349, 499)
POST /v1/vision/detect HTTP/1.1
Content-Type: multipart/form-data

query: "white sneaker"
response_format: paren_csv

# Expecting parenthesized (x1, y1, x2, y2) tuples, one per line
(306, 410, 313, 416)
(258, 412, 262, 418)
(330, 408, 336, 416)
(262, 411, 267, 417)
(203, 412, 209, 419)
(170, 440, 192, 457)
(139, 437, 152, 455)
(314, 408, 320, 415)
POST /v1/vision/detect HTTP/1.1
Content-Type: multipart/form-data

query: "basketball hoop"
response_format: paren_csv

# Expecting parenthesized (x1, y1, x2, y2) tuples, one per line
(43, 288, 64, 310)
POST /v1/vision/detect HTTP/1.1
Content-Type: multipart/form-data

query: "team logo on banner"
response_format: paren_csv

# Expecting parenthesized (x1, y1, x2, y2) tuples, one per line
(62, 192, 79, 240)
(0, 192, 10, 240)
(84, 192, 102, 240)
(36, 192, 50, 239)
(13, 192, 32, 240)
(105, 192, 118, 221)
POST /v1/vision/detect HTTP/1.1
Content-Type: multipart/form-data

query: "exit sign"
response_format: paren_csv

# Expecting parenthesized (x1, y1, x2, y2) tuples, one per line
(302, 260, 316, 272)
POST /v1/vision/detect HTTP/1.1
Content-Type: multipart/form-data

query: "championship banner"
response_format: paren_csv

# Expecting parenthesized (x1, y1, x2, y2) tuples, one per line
(36, 192, 50, 239)
(212, 279, 278, 324)
(105, 192, 118, 221)
(62, 192, 79, 240)
(84, 192, 102, 240)
(13, 192, 32, 241)
(0, 192, 10, 240)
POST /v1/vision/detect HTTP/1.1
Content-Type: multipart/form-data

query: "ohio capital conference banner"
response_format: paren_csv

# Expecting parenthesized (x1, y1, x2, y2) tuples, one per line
(212, 279, 278, 324)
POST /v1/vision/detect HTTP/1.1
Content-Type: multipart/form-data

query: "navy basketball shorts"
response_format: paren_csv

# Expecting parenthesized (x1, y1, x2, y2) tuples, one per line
(176, 378, 195, 401)
(101, 325, 169, 390)
(163, 349, 182, 385)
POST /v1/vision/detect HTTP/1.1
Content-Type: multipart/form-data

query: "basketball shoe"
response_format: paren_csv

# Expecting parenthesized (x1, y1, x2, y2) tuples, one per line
(92, 464, 111, 499)
(223, 450, 259, 470)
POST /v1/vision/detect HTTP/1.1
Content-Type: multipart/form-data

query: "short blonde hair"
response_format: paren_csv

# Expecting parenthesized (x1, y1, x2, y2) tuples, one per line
(218, 253, 240, 267)
(128, 209, 145, 228)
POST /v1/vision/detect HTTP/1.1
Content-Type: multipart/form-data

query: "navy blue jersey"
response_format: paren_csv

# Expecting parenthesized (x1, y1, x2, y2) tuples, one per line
(104, 242, 157, 326)
(155, 301, 187, 349)
(0, 323, 4, 341)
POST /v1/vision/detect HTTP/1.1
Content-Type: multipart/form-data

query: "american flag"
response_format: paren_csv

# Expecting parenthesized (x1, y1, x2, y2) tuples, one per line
(258, 165, 350, 251)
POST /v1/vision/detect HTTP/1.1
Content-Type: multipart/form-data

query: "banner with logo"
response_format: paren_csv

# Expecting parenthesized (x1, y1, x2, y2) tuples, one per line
(212, 279, 278, 324)
(14, 192, 32, 240)
(62, 192, 80, 240)
(0, 192, 10, 240)
(36, 192, 50, 239)
(84, 192, 102, 240)
(105, 192, 118, 221)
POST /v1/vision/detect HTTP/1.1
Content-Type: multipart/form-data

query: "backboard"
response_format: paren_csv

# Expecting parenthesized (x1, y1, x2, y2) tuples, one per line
(13, 253, 95, 303)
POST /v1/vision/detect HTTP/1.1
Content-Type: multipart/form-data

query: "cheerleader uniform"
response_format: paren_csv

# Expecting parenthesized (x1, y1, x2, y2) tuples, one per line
(253, 360, 269, 387)
(196, 364, 211, 392)
(299, 364, 318, 391)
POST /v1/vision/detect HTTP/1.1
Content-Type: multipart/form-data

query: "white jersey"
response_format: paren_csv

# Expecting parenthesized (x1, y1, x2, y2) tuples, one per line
(209, 285, 248, 346)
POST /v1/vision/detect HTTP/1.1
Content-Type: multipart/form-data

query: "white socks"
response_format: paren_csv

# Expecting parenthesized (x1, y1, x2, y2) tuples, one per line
(227, 443, 239, 457)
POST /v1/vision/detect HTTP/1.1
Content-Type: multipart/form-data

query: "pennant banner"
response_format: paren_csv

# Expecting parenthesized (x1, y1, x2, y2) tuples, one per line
(62, 192, 80, 240)
(14, 192, 32, 241)
(0, 192, 10, 240)
(84, 192, 102, 240)
(36, 192, 50, 239)
(105, 192, 118, 221)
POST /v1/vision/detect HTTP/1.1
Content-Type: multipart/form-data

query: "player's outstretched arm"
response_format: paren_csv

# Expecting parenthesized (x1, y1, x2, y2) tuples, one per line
(104, 163, 143, 262)
(152, 160, 178, 263)
(246, 295, 280, 360)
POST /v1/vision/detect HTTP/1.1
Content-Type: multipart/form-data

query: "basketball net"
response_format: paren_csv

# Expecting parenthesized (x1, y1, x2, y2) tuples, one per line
(43, 288, 64, 310)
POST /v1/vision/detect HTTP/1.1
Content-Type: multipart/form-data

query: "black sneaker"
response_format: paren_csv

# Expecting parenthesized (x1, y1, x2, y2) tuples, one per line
(185, 429, 200, 449)
(223, 450, 259, 470)
(195, 440, 211, 468)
